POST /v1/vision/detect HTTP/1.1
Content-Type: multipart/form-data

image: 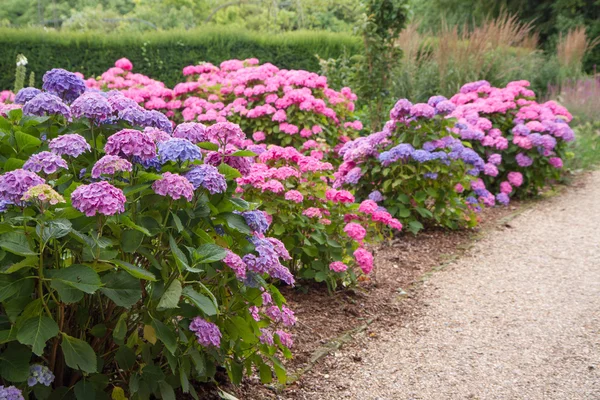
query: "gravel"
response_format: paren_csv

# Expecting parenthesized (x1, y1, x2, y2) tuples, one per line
(286, 172, 600, 399)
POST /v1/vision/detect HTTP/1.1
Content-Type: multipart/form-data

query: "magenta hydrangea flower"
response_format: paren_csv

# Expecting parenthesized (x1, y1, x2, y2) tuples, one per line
(275, 330, 293, 348)
(329, 261, 348, 272)
(173, 122, 208, 143)
(205, 122, 246, 146)
(144, 127, 172, 143)
(515, 153, 533, 167)
(71, 181, 126, 216)
(70, 92, 111, 121)
(152, 172, 194, 201)
(91, 155, 133, 179)
(507, 172, 523, 187)
(0, 169, 46, 203)
(223, 250, 246, 279)
(343, 222, 367, 241)
(549, 157, 563, 168)
(284, 190, 304, 203)
(410, 103, 435, 118)
(49, 134, 91, 157)
(354, 247, 374, 274)
(184, 164, 227, 194)
(105, 129, 156, 161)
(189, 317, 221, 347)
(23, 152, 68, 174)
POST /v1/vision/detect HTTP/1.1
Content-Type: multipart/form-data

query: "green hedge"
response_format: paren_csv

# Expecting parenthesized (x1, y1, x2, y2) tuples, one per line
(0, 27, 361, 90)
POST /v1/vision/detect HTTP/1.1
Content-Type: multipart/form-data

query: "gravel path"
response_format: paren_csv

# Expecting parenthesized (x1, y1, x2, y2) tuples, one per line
(290, 172, 600, 400)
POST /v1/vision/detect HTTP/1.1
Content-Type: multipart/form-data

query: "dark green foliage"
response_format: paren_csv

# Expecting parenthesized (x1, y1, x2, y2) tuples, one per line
(0, 27, 361, 90)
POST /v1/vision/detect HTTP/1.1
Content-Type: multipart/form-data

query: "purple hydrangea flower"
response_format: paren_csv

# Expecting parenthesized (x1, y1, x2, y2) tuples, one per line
(106, 92, 140, 113)
(223, 250, 246, 279)
(0, 199, 13, 212)
(344, 167, 363, 185)
(105, 129, 156, 161)
(259, 329, 274, 345)
(204, 147, 252, 175)
(412, 149, 432, 163)
(516, 153, 533, 167)
(173, 122, 208, 143)
(14, 87, 41, 104)
(23, 152, 68, 174)
(22, 92, 71, 118)
(0, 169, 45, 203)
(28, 364, 55, 387)
(49, 134, 91, 157)
(42, 68, 86, 103)
(241, 210, 270, 234)
(410, 103, 435, 118)
(496, 192, 510, 205)
(512, 124, 530, 136)
(91, 155, 133, 179)
(184, 164, 227, 194)
(460, 80, 490, 94)
(276, 330, 293, 348)
(488, 154, 502, 165)
(143, 110, 173, 133)
(158, 138, 202, 164)
(71, 181, 126, 216)
(118, 106, 147, 126)
(70, 92, 111, 121)
(189, 317, 221, 347)
(424, 172, 438, 179)
(427, 95, 447, 107)
(368, 190, 383, 202)
(378, 143, 415, 165)
(0, 385, 24, 400)
(133, 156, 161, 171)
(144, 127, 171, 143)
(435, 100, 456, 114)
(466, 196, 479, 205)
(390, 99, 412, 120)
(152, 172, 194, 201)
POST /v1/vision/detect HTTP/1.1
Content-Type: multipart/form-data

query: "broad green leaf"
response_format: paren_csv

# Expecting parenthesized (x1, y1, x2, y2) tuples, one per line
(113, 313, 128, 342)
(0, 232, 36, 256)
(158, 381, 175, 400)
(272, 357, 287, 384)
(157, 280, 182, 309)
(228, 361, 243, 385)
(0, 255, 38, 274)
(182, 287, 217, 316)
(15, 131, 41, 151)
(113, 259, 156, 281)
(120, 216, 151, 236)
(229, 197, 249, 210)
(171, 213, 184, 233)
(143, 325, 157, 344)
(111, 387, 127, 400)
(0, 274, 32, 302)
(259, 363, 272, 384)
(151, 319, 177, 355)
(218, 163, 241, 179)
(3, 158, 25, 172)
(0, 343, 31, 382)
(221, 212, 251, 234)
(61, 333, 97, 373)
(121, 229, 144, 253)
(195, 244, 227, 263)
(16, 315, 59, 356)
(37, 219, 72, 244)
(115, 346, 136, 370)
(230, 150, 257, 157)
(169, 235, 189, 271)
(100, 271, 142, 308)
(74, 379, 97, 400)
(49, 265, 101, 302)
(0, 328, 17, 344)
(196, 142, 219, 151)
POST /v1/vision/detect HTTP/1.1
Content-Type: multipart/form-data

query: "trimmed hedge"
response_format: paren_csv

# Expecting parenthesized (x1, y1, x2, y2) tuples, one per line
(0, 27, 361, 90)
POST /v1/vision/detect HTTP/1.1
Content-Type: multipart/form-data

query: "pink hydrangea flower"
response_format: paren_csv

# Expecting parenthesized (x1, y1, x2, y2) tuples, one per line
(354, 247, 374, 274)
(284, 190, 304, 203)
(252, 131, 266, 142)
(500, 181, 513, 194)
(152, 172, 194, 201)
(223, 250, 246, 279)
(507, 171, 523, 187)
(71, 181, 126, 216)
(358, 200, 378, 214)
(343, 222, 367, 241)
(91, 155, 132, 178)
(329, 261, 348, 272)
(549, 157, 563, 168)
(319, 218, 331, 225)
(115, 58, 133, 71)
(105, 129, 156, 160)
(302, 207, 322, 218)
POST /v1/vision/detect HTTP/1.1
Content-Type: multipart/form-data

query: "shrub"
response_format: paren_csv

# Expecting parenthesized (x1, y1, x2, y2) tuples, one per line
(0, 69, 296, 399)
(334, 97, 483, 233)
(237, 144, 401, 289)
(448, 80, 575, 199)
(86, 58, 362, 151)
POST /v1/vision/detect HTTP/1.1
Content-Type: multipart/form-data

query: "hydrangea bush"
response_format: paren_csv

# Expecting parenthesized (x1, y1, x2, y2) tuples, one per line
(86, 58, 362, 151)
(448, 80, 574, 200)
(237, 145, 402, 289)
(0, 69, 296, 399)
(335, 97, 484, 233)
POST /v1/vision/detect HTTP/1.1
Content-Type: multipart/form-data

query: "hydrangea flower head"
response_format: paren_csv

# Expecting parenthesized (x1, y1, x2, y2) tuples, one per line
(184, 164, 227, 194)
(354, 247, 374, 274)
(189, 317, 221, 347)
(143, 110, 173, 133)
(223, 250, 246, 279)
(91, 155, 133, 179)
(49, 134, 91, 157)
(23, 152, 68, 174)
(0, 169, 45, 203)
(144, 127, 172, 143)
(105, 129, 156, 160)
(70, 91, 111, 121)
(368, 190, 383, 202)
(205, 122, 246, 146)
(329, 261, 348, 272)
(42, 68, 86, 102)
(28, 364, 55, 387)
(173, 122, 208, 143)
(22, 184, 65, 205)
(284, 190, 304, 203)
(158, 138, 202, 164)
(115, 58, 133, 71)
(343, 222, 366, 241)
(14, 87, 41, 104)
(241, 210, 270, 234)
(516, 153, 533, 167)
(22, 92, 71, 118)
(71, 181, 126, 216)
(152, 172, 194, 201)
(0, 385, 24, 400)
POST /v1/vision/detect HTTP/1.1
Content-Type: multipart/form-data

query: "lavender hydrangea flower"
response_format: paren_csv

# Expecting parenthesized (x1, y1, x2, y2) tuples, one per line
(368, 190, 383, 202)
(28, 364, 55, 387)
(344, 167, 363, 184)
(516, 153, 533, 167)
(152, 172, 194, 201)
(118, 106, 147, 126)
(23, 152, 68, 174)
(378, 143, 414, 166)
(22, 92, 71, 118)
(435, 100, 456, 114)
(0, 385, 24, 400)
(0, 169, 46, 203)
(496, 193, 510, 205)
(460, 80, 490, 94)
(70, 92, 111, 121)
(0, 199, 13, 212)
(184, 164, 227, 194)
(488, 154, 502, 165)
(144, 127, 171, 143)
(390, 99, 412, 120)
(106, 92, 140, 113)
(427, 95, 447, 107)
(424, 172, 438, 179)
(189, 317, 221, 347)
(173, 122, 208, 143)
(512, 124, 530, 136)
(241, 210, 270, 234)
(49, 134, 91, 157)
(133, 156, 161, 171)
(410, 103, 435, 118)
(143, 110, 173, 133)
(91, 155, 133, 179)
(157, 138, 202, 164)
(105, 129, 156, 161)
(42, 68, 86, 103)
(71, 181, 126, 216)
(14, 87, 41, 104)
(411, 149, 432, 163)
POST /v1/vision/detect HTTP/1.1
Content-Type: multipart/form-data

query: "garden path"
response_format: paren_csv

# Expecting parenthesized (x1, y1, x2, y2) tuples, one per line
(289, 171, 600, 399)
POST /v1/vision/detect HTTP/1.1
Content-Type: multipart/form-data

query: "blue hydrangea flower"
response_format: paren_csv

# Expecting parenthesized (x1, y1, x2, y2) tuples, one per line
(42, 68, 86, 103)
(344, 167, 363, 185)
(0, 385, 24, 400)
(496, 193, 510, 205)
(427, 95, 447, 107)
(158, 138, 202, 164)
(466, 196, 479, 205)
(424, 172, 438, 179)
(184, 164, 227, 194)
(133, 156, 162, 171)
(143, 110, 173, 133)
(119, 106, 147, 126)
(412, 149, 432, 163)
(368, 190, 383, 202)
(14, 87, 41, 104)
(240, 210, 270, 234)
(28, 365, 55, 387)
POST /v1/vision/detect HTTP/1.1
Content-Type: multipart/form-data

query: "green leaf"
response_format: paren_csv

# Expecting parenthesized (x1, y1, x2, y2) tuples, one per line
(16, 315, 59, 356)
(171, 213, 184, 233)
(221, 212, 251, 234)
(15, 131, 42, 151)
(229, 197, 249, 210)
(74, 379, 97, 400)
(195, 244, 227, 263)
(0, 274, 32, 302)
(121, 229, 144, 253)
(408, 220, 424, 234)
(196, 142, 219, 151)
(37, 219, 72, 244)
(0, 328, 17, 344)
(0, 255, 38, 274)
(61, 333, 97, 373)
(228, 361, 243, 385)
(0, 343, 31, 382)
(169, 235, 189, 271)
(272, 357, 287, 384)
(218, 163, 242, 179)
(100, 271, 142, 308)
(120, 216, 151, 236)
(0, 232, 36, 256)
(113, 313, 128, 342)
(157, 279, 182, 310)
(115, 346, 136, 370)
(113, 259, 156, 281)
(158, 381, 176, 400)
(49, 264, 101, 302)
(3, 158, 25, 172)
(182, 287, 217, 316)
(259, 363, 272, 384)
(230, 150, 257, 157)
(151, 319, 177, 355)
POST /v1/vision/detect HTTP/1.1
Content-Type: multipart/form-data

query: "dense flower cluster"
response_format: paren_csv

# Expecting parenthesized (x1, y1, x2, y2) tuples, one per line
(189, 317, 222, 347)
(71, 181, 127, 216)
(0, 169, 46, 203)
(70, 91, 112, 120)
(184, 164, 227, 194)
(42, 68, 87, 103)
(23, 151, 68, 174)
(0, 385, 24, 400)
(28, 364, 55, 387)
(158, 138, 202, 164)
(105, 129, 157, 160)
(22, 184, 65, 205)
(91, 155, 133, 178)
(22, 92, 71, 118)
(49, 134, 91, 157)
(152, 172, 194, 201)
